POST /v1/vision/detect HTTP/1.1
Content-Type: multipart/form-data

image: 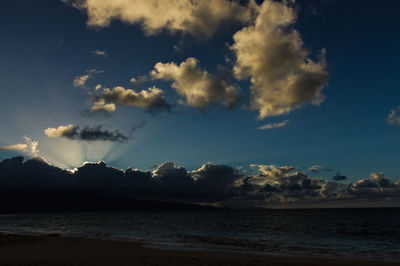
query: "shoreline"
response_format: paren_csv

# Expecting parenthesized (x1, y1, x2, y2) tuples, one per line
(0, 233, 399, 266)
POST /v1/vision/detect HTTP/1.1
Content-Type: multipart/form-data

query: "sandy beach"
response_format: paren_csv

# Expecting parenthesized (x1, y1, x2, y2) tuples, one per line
(0, 234, 398, 266)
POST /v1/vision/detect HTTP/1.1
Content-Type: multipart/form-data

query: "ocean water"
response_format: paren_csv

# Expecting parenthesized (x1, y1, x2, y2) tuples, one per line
(0, 208, 399, 261)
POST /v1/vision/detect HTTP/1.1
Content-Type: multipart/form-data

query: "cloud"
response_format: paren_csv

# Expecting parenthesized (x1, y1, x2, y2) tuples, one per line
(91, 49, 107, 57)
(234, 164, 400, 207)
(0, 143, 27, 152)
(1, 157, 399, 208)
(249, 164, 306, 187)
(192, 163, 244, 199)
(132, 121, 146, 132)
(230, 0, 328, 119)
(332, 173, 347, 181)
(309, 165, 332, 173)
(73, 69, 104, 88)
(96, 86, 171, 113)
(44, 124, 129, 142)
(349, 173, 398, 198)
(0, 157, 72, 190)
(91, 99, 116, 112)
(130, 75, 148, 85)
(152, 162, 195, 196)
(73, 74, 90, 88)
(257, 119, 289, 130)
(44, 124, 75, 138)
(68, 0, 328, 121)
(387, 106, 400, 125)
(152, 57, 241, 109)
(0, 137, 39, 156)
(23, 137, 39, 156)
(64, 0, 256, 39)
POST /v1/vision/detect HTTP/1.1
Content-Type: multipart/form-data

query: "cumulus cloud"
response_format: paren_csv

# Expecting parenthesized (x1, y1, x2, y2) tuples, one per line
(0, 137, 39, 156)
(387, 106, 400, 125)
(230, 0, 328, 119)
(350, 172, 397, 197)
(96, 86, 171, 113)
(257, 119, 289, 130)
(249, 164, 306, 187)
(91, 49, 107, 57)
(44, 124, 75, 138)
(64, 0, 256, 38)
(73, 69, 104, 88)
(73, 74, 90, 88)
(152, 57, 241, 109)
(91, 99, 116, 112)
(192, 163, 244, 199)
(152, 162, 195, 195)
(1, 157, 399, 208)
(44, 124, 129, 142)
(233, 164, 400, 207)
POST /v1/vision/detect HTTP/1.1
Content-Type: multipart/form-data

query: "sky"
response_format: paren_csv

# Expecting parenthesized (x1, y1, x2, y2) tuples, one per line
(0, 0, 400, 199)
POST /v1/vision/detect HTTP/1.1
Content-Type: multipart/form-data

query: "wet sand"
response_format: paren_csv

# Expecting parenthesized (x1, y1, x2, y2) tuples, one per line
(0, 233, 398, 266)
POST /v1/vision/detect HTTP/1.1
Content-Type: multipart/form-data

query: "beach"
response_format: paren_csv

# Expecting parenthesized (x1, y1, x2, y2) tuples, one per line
(0, 234, 398, 266)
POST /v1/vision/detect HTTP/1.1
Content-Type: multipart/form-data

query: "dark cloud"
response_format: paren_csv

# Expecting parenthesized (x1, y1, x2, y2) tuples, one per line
(45, 124, 129, 142)
(0, 157, 72, 189)
(193, 164, 246, 199)
(0, 157, 399, 210)
(132, 121, 146, 132)
(98, 86, 172, 113)
(349, 173, 397, 197)
(332, 173, 347, 181)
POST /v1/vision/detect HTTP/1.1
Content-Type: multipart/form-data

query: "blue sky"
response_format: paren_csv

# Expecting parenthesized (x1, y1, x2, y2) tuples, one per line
(0, 0, 399, 183)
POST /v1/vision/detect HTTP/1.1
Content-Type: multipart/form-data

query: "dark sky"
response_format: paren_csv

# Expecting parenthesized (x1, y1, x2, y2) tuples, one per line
(0, 0, 400, 207)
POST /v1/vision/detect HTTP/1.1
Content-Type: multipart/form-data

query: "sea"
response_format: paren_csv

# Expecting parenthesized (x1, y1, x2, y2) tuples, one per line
(0, 208, 399, 261)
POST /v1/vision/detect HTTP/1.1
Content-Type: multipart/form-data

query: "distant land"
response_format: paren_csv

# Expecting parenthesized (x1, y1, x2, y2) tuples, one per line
(0, 189, 221, 213)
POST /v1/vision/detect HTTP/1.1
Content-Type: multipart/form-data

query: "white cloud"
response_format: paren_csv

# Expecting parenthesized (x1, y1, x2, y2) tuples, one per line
(92, 49, 107, 57)
(387, 106, 400, 125)
(24, 137, 39, 156)
(152, 57, 240, 109)
(257, 119, 289, 130)
(0, 143, 27, 152)
(73, 74, 90, 88)
(45, 124, 75, 138)
(73, 69, 104, 88)
(0, 136, 39, 156)
(95, 84, 102, 91)
(130, 75, 148, 85)
(91, 99, 116, 112)
(65, 0, 257, 38)
(231, 0, 328, 119)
